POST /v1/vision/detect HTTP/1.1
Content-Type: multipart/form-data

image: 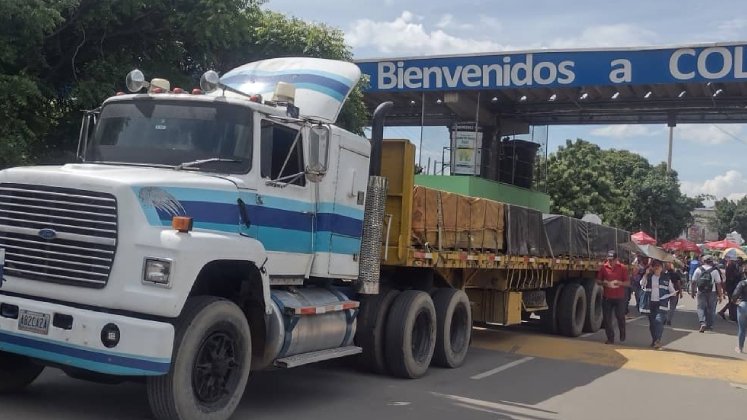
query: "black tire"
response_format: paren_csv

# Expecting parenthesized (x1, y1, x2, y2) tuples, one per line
(558, 283, 587, 337)
(540, 283, 565, 334)
(355, 289, 400, 374)
(431, 289, 472, 368)
(582, 279, 604, 333)
(384, 290, 437, 378)
(147, 296, 251, 420)
(0, 351, 44, 393)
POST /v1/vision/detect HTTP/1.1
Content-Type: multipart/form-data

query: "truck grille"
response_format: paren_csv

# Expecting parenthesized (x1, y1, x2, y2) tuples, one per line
(0, 183, 117, 288)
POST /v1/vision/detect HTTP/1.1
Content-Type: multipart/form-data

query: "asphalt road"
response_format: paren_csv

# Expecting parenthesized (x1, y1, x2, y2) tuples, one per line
(2, 296, 746, 420)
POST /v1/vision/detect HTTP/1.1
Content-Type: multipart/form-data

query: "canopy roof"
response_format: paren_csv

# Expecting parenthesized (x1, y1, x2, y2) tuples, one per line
(357, 42, 747, 126)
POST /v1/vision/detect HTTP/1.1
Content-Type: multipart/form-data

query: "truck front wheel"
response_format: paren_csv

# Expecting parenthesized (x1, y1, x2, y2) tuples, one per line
(147, 296, 252, 420)
(0, 351, 44, 393)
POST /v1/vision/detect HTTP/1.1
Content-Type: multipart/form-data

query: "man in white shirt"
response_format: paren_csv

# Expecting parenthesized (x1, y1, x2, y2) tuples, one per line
(690, 255, 725, 332)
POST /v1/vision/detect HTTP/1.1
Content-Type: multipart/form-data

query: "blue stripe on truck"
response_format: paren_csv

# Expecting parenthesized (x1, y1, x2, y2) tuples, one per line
(0, 331, 170, 376)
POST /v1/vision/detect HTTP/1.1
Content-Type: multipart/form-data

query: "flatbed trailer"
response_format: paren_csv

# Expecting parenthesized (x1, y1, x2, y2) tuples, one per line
(378, 139, 609, 337)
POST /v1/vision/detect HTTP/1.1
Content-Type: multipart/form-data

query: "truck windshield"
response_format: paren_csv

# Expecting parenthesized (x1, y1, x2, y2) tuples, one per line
(86, 99, 253, 173)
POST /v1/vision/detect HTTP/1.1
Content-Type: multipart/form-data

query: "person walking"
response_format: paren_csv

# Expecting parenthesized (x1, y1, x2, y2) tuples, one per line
(732, 270, 747, 354)
(640, 259, 676, 349)
(691, 255, 725, 332)
(664, 262, 683, 326)
(597, 250, 630, 344)
(629, 254, 648, 315)
(732, 272, 747, 354)
(718, 258, 740, 321)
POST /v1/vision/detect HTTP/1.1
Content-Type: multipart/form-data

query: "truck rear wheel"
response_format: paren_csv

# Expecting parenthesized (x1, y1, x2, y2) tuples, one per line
(355, 289, 400, 374)
(385, 290, 437, 378)
(0, 351, 44, 393)
(540, 283, 565, 334)
(147, 296, 251, 420)
(558, 283, 587, 337)
(582, 279, 604, 333)
(432, 288, 472, 368)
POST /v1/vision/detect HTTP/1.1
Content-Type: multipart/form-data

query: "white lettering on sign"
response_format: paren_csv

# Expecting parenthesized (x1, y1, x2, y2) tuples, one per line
(376, 55, 577, 89)
(609, 59, 632, 83)
(698, 47, 732, 79)
(670, 48, 696, 80)
(670, 46, 747, 80)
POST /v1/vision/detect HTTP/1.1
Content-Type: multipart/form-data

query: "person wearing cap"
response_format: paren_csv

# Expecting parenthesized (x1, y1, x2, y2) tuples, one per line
(597, 251, 630, 344)
(690, 255, 725, 332)
(640, 259, 677, 349)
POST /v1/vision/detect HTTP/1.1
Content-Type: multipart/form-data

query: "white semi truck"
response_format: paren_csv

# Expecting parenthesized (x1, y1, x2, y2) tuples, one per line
(0, 57, 615, 420)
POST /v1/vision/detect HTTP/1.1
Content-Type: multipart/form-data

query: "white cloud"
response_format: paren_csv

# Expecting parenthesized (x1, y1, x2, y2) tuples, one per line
(436, 14, 474, 31)
(681, 170, 747, 201)
(548, 24, 659, 49)
(676, 124, 746, 145)
(589, 124, 655, 138)
(346, 11, 505, 56)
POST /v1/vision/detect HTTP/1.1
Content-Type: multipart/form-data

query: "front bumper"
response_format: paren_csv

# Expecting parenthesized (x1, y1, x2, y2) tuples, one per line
(0, 294, 174, 376)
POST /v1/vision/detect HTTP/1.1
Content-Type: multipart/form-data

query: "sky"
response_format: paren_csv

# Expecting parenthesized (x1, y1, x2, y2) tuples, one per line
(263, 0, 747, 202)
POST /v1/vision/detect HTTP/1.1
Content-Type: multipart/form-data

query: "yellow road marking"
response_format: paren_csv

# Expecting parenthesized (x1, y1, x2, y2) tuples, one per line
(472, 329, 747, 383)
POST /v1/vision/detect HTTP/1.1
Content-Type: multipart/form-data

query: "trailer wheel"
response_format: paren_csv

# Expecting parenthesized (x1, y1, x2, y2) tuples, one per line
(432, 289, 472, 368)
(147, 296, 251, 420)
(355, 289, 400, 374)
(385, 290, 437, 378)
(540, 283, 565, 334)
(558, 283, 587, 337)
(0, 351, 44, 393)
(582, 279, 604, 333)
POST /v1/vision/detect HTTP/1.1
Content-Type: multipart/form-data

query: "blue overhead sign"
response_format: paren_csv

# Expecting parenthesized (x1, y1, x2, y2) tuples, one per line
(356, 43, 747, 92)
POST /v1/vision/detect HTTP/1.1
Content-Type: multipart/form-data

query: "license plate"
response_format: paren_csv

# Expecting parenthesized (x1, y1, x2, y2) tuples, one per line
(18, 309, 50, 335)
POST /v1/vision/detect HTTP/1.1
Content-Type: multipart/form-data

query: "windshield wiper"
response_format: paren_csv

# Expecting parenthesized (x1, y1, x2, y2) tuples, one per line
(175, 157, 242, 171)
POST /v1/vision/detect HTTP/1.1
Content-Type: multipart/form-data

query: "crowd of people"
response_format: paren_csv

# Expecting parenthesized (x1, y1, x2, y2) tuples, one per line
(596, 251, 747, 353)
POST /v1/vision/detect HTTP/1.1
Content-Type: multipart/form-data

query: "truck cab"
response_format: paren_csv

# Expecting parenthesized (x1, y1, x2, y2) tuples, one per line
(0, 58, 380, 419)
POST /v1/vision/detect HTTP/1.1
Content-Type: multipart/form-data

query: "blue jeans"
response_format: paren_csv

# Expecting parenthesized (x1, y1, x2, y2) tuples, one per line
(648, 302, 666, 343)
(697, 292, 718, 328)
(738, 301, 747, 351)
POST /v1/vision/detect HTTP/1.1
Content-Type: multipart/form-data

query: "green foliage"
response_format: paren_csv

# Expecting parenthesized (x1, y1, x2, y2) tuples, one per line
(546, 139, 701, 242)
(712, 197, 747, 238)
(0, 0, 368, 167)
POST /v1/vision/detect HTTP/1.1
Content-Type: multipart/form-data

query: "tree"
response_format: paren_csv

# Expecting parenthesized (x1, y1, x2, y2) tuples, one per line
(0, 0, 369, 167)
(713, 196, 747, 238)
(546, 139, 701, 242)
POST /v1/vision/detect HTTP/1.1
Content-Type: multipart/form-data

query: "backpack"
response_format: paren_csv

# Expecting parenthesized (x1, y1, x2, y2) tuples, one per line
(696, 267, 717, 293)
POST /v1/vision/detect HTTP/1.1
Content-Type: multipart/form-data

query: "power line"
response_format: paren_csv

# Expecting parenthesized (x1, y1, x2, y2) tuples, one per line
(711, 124, 747, 146)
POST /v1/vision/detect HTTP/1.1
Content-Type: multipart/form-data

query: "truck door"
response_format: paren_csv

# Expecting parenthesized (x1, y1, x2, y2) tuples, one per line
(255, 119, 314, 278)
(327, 140, 368, 277)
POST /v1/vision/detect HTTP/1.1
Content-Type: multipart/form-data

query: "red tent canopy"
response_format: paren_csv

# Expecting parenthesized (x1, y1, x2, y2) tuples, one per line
(661, 238, 700, 253)
(704, 239, 740, 250)
(632, 231, 657, 245)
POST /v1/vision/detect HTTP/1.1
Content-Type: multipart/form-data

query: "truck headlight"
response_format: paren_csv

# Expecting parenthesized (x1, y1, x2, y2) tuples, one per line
(143, 258, 172, 287)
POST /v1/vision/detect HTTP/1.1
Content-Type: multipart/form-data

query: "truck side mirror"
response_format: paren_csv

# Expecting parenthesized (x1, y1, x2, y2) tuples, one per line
(306, 125, 330, 182)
